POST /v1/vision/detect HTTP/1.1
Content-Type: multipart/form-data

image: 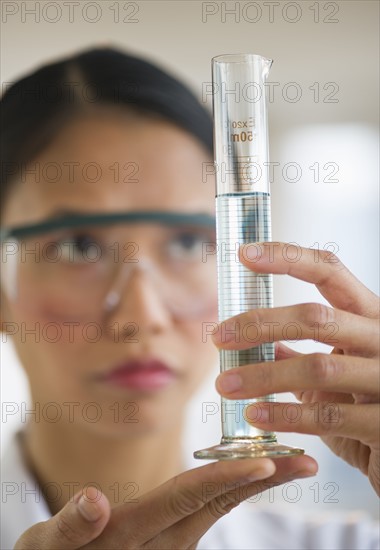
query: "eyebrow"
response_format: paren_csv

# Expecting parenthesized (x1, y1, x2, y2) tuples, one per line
(45, 208, 97, 219)
(0, 210, 216, 240)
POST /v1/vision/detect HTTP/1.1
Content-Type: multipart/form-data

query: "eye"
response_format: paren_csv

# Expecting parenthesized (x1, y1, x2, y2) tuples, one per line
(57, 233, 102, 263)
(166, 230, 215, 262)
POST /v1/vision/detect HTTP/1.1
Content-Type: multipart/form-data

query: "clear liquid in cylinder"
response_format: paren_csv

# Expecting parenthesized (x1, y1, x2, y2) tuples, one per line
(216, 192, 276, 441)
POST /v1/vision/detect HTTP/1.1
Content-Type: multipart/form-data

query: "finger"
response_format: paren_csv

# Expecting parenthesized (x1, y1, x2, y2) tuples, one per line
(245, 401, 380, 445)
(15, 487, 110, 550)
(239, 242, 380, 318)
(275, 344, 327, 403)
(216, 355, 380, 399)
(275, 341, 303, 360)
(159, 455, 318, 547)
(106, 458, 276, 544)
(275, 343, 355, 404)
(211, 303, 379, 356)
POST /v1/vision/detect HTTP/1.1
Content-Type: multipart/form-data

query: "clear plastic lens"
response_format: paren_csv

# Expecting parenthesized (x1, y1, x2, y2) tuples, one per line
(164, 229, 216, 270)
(57, 233, 104, 264)
(2, 223, 218, 320)
(166, 231, 209, 262)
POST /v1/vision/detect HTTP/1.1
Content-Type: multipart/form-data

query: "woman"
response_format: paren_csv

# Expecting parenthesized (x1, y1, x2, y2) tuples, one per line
(0, 47, 378, 549)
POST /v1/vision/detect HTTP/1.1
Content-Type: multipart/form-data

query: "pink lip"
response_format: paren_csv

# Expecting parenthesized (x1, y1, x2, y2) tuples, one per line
(99, 358, 177, 391)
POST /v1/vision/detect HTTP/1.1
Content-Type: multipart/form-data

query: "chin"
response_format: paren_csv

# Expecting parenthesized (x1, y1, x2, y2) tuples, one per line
(73, 395, 185, 440)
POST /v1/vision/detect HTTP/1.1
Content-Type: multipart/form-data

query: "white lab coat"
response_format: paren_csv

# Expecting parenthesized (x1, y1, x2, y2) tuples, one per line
(1, 432, 379, 550)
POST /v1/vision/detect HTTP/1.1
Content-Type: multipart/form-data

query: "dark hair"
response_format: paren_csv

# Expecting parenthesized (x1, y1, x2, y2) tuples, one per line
(0, 47, 213, 205)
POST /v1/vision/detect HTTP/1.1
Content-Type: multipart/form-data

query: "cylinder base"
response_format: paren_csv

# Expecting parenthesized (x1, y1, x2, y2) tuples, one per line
(194, 439, 304, 460)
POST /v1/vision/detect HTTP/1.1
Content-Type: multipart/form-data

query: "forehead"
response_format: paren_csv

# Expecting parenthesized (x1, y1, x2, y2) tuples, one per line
(4, 112, 215, 226)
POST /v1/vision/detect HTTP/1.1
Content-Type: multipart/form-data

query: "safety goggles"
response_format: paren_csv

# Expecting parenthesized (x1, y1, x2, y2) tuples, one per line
(0, 211, 218, 321)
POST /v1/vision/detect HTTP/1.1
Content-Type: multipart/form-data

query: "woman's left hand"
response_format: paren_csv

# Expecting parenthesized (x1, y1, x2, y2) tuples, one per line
(212, 242, 380, 496)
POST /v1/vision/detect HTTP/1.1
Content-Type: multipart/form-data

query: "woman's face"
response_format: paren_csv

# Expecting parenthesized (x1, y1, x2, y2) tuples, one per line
(1, 110, 219, 437)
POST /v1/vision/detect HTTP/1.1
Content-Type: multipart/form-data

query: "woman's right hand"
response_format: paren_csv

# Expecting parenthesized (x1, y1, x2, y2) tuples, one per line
(15, 455, 317, 549)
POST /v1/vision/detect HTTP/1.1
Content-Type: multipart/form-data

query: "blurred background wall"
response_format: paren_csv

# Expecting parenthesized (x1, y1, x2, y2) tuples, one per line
(1, 0, 379, 519)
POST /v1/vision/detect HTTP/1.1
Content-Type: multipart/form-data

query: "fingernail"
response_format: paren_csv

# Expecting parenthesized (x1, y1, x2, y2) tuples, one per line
(245, 404, 270, 423)
(293, 468, 317, 478)
(217, 371, 242, 393)
(78, 493, 101, 522)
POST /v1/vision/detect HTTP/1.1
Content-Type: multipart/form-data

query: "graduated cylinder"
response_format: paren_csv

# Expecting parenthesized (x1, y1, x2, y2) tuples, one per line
(213, 54, 275, 442)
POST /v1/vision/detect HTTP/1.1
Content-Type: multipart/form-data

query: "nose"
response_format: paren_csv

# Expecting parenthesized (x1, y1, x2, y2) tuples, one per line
(103, 260, 172, 335)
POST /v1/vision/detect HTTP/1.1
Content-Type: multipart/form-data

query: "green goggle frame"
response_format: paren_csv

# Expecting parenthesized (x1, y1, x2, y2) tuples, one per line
(0, 211, 216, 241)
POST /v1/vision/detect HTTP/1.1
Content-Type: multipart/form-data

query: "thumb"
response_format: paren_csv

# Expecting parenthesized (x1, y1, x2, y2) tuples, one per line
(15, 486, 111, 550)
